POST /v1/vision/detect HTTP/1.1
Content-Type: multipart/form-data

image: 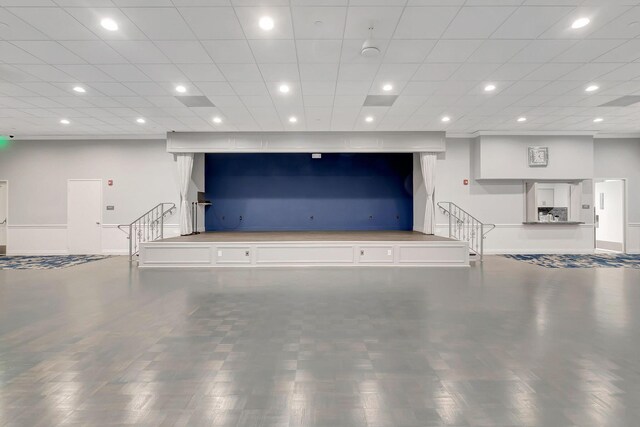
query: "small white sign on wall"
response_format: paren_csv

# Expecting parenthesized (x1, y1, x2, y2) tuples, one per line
(528, 146, 549, 167)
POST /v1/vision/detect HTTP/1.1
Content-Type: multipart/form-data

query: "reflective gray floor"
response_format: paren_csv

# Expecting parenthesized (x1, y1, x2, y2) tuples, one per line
(1, 256, 639, 426)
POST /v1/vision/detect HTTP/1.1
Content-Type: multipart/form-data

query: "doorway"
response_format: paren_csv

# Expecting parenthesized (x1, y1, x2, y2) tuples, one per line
(67, 179, 103, 254)
(594, 179, 626, 253)
(0, 181, 7, 255)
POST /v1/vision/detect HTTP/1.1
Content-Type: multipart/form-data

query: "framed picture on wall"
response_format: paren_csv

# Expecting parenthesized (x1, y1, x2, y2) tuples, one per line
(528, 146, 548, 167)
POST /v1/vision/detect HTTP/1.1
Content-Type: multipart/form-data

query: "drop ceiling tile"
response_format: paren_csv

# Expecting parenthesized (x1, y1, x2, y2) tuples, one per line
(124, 82, 170, 96)
(301, 81, 336, 96)
(555, 39, 627, 63)
(60, 41, 128, 64)
(412, 63, 461, 81)
(599, 63, 640, 81)
(249, 39, 298, 63)
(258, 63, 300, 82)
(338, 63, 378, 80)
(230, 81, 270, 96)
(593, 40, 640, 63)
(56, 64, 116, 82)
(0, 42, 42, 64)
(492, 6, 572, 39)
(202, 40, 255, 63)
(383, 40, 436, 63)
(178, 7, 244, 39)
(467, 40, 528, 63)
(299, 63, 339, 81)
(100, 65, 151, 82)
(235, 7, 294, 39)
(375, 64, 419, 82)
(344, 6, 404, 39)
(0, 9, 47, 40)
(122, 8, 195, 40)
(426, 40, 483, 63)
(558, 63, 621, 81)
(510, 40, 576, 63)
(218, 63, 263, 81)
(155, 41, 212, 64)
(64, 8, 148, 40)
(22, 65, 75, 82)
(177, 64, 226, 82)
(7, 7, 97, 40)
(335, 80, 371, 95)
(136, 64, 188, 82)
(450, 63, 502, 81)
(194, 82, 236, 96)
(393, 7, 459, 39)
(292, 6, 347, 39)
(296, 40, 342, 63)
(442, 6, 515, 39)
(540, 6, 631, 39)
(403, 81, 440, 95)
(12, 41, 86, 65)
(108, 41, 171, 64)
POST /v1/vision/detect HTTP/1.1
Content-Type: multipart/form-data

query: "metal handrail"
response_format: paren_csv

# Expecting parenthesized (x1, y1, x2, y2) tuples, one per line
(118, 203, 176, 262)
(437, 201, 495, 262)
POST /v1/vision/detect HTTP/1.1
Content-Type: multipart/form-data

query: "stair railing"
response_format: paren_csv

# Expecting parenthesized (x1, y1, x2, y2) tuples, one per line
(118, 203, 176, 261)
(437, 201, 495, 262)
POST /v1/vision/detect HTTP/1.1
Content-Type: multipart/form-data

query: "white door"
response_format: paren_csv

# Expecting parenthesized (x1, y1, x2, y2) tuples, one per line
(0, 181, 7, 255)
(595, 180, 625, 253)
(67, 179, 102, 254)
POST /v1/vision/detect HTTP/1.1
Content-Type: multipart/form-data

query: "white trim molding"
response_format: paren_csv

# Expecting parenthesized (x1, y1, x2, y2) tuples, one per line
(167, 131, 446, 153)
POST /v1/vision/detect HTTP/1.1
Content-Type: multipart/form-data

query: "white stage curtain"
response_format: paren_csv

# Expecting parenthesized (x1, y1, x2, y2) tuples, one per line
(420, 152, 437, 235)
(177, 153, 194, 236)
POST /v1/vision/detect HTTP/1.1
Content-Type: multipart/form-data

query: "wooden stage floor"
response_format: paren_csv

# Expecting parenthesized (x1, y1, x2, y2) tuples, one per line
(161, 230, 452, 243)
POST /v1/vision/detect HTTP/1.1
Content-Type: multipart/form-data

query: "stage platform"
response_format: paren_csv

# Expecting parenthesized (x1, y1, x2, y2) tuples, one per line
(139, 231, 469, 268)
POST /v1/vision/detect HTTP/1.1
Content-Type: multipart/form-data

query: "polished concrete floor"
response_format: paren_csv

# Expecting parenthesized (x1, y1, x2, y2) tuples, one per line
(0, 257, 639, 427)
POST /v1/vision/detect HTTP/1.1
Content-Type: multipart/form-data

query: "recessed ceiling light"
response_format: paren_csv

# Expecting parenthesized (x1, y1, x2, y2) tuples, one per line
(484, 84, 496, 92)
(100, 18, 118, 31)
(259, 16, 274, 31)
(289, 116, 297, 123)
(60, 119, 70, 125)
(441, 116, 451, 123)
(517, 117, 527, 122)
(382, 84, 393, 92)
(585, 84, 599, 92)
(73, 86, 85, 93)
(571, 17, 590, 29)
(593, 117, 604, 123)
(175, 85, 187, 93)
(136, 118, 145, 124)
(213, 116, 222, 124)
(365, 116, 374, 123)
(279, 84, 290, 94)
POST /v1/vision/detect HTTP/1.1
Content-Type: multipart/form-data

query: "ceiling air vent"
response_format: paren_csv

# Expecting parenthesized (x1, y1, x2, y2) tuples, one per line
(598, 96, 640, 107)
(363, 95, 398, 107)
(175, 96, 215, 108)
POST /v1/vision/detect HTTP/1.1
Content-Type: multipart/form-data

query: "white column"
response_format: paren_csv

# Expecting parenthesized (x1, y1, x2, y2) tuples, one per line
(176, 153, 194, 236)
(420, 152, 437, 234)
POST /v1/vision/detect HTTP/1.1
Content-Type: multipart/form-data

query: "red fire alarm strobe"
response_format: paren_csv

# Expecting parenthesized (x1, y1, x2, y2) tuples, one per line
(463, 179, 469, 186)
(108, 179, 113, 186)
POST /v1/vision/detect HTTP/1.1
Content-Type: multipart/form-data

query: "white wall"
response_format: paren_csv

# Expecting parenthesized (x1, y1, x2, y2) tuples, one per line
(594, 138, 640, 253)
(424, 138, 595, 254)
(0, 139, 188, 255)
(474, 135, 594, 180)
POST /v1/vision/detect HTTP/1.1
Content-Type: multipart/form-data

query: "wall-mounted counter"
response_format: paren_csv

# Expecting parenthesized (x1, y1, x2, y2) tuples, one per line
(522, 222, 585, 225)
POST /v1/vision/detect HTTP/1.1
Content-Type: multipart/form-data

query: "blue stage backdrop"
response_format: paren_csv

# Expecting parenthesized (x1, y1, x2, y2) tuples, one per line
(204, 153, 413, 231)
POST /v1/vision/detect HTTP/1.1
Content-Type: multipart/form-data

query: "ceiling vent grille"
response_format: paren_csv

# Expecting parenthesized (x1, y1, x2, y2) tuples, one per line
(363, 95, 398, 107)
(598, 96, 640, 107)
(175, 96, 215, 107)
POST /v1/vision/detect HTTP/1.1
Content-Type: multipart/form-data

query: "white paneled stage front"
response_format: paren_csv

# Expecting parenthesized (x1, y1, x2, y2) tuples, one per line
(139, 231, 469, 268)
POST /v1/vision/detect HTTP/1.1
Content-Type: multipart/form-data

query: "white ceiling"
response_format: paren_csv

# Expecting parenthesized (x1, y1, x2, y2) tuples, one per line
(1, 0, 640, 138)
